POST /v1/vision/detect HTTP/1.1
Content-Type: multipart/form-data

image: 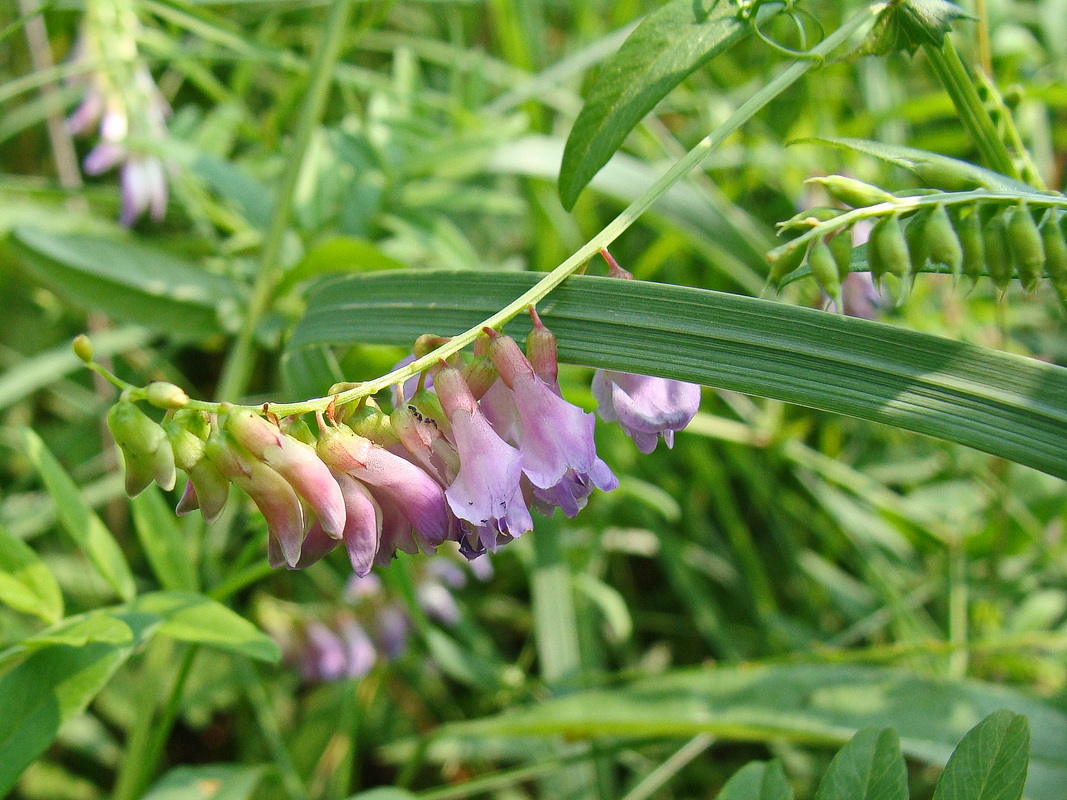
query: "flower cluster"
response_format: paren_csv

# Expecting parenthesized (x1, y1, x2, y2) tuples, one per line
(103, 316, 701, 574)
(68, 0, 170, 225)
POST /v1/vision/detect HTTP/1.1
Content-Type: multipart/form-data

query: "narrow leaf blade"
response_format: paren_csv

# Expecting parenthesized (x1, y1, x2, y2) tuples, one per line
(21, 428, 136, 601)
(0, 642, 133, 796)
(288, 272, 1067, 480)
(131, 486, 199, 593)
(129, 591, 280, 663)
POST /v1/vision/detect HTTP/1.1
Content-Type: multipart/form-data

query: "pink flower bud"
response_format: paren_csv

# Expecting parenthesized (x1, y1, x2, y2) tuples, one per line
(225, 408, 346, 539)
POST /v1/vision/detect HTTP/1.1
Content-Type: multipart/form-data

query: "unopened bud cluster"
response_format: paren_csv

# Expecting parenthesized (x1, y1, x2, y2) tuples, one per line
(101, 318, 700, 574)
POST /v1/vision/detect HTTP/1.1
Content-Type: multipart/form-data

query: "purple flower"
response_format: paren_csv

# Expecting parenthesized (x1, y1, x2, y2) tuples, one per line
(486, 333, 617, 514)
(592, 370, 701, 453)
(315, 414, 451, 552)
(434, 367, 533, 554)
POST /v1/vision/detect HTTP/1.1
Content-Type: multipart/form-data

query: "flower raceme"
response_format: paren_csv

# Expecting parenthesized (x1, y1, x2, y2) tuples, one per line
(97, 320, 698, 574)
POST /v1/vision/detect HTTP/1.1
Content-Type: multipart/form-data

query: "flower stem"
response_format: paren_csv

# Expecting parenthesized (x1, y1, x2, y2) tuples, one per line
(144, 3, 876, 420)
(214, 0, 354, 402)
(922, 36, 1019, 181)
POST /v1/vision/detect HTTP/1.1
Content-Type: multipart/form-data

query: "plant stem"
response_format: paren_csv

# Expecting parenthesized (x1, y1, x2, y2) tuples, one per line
(144, 4, 877, 418)
(923, 36, 1018, 180)
(214, 0, 354, 401)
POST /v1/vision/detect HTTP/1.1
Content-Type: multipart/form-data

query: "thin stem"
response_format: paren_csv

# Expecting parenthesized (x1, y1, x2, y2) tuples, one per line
(104, 4, 876, 419)
(922, 36, 1018, 180)
(214, 0, 354, 401)
(620, 734, 716, 800)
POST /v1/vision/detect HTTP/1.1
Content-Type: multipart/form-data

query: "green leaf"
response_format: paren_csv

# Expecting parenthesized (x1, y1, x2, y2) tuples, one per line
(129, 591, 280, 663)
(131, 486, 199, 593)
(275, 236, 408, 297)
(0, 526, 63, 623)
(288, 271, 1067, 480)
(558, 0, 763, 210)
(10, 226, 242, 337)
(796, 138, 1032, 192)
(0, 642, 134, 796)
(21, 428, 136, 602)
(142, 764, 266, 800)
(932, 710, 1030, 800)
(859, 0, 976, 56)
(718, 761, 793, 800)
(410, 664, 1067, 799)
(814, 728, 908, 800)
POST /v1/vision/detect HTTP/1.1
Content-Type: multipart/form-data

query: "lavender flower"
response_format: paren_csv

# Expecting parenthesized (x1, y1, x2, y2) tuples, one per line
(485, 332, 617, 515)
(316, 414, 452, 554)
(434, 366, 533, 554)
(592, 370, 701, 454)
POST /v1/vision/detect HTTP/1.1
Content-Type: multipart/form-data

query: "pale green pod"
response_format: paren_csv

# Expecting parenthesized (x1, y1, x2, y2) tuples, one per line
(905, 209, 931, 276)
(923, 203, 963, 276)
(870, 213, 911, 279)
(1007, 202, 1045, 292)
(807, 240, 842, 306)
(1040, 211, 1067, 286)
(828, 231, 853, 282)
(953, 206, 985, 284)
(767, 240, 808, 285)
(982, 207, 1014, 290)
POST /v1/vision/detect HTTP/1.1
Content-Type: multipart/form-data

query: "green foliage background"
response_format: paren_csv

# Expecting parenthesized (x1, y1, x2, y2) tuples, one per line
(1, 1, 1066, 799)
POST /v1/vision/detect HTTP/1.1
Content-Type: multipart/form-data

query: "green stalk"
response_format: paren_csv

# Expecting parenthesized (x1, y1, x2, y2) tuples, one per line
(922, 36, 1018, 180)
(103, 3, 877, 419)
(215, 0, 354, 401)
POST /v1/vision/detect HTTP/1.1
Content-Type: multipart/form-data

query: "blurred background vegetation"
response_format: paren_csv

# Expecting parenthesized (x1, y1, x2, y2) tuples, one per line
(1, 1, 1065, 799)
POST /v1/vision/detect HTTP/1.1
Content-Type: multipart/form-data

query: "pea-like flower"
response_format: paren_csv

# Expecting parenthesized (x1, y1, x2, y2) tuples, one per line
(592, 370, 701, 453)
(485, 332, 617, 512)
(434, 366, 533, 554)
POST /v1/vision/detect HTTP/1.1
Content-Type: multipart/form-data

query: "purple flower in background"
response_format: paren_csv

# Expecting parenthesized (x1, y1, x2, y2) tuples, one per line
(68, 8, 171, 227)
(592, 370, 701, 454)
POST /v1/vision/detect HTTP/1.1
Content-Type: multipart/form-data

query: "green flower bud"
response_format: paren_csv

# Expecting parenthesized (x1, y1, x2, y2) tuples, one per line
(923, 204, 963, 276)
(72, 334, 94, 363)
(1007, 202, 1045, 292)
(807, 241, 842, 306)
(982, 207, 1013, 290)
(107, 400, 176, 496)
(145, 381, 190, 409)
(953, 206, 985, 284)
(461, 354, 497, 399)
(347, 404, 398, 446)
(808, 175, 896, 208)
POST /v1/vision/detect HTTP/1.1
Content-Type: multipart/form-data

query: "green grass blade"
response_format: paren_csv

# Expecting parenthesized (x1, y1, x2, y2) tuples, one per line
(288, 271, 1067, 480)
(21, 427, 136, 602)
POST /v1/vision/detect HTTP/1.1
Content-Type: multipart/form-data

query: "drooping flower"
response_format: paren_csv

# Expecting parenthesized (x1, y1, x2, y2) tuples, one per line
(485, 332, 617, 514)
(106, 397, 176, 496)
(225, 407, 346, 538)
(205, 421, 304, 568)
(164, 410, 229, 522)
(434, 366, 533, 554)
(591, 370, 701, 454)
(296, 471, 382, 576)
(315, 414, 452, 556)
